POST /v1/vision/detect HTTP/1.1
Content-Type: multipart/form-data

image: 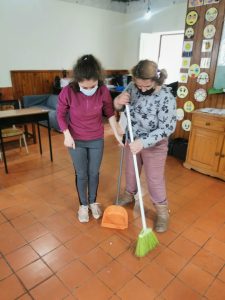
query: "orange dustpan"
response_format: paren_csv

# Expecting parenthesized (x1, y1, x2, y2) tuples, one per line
(101, 146, 128, 230)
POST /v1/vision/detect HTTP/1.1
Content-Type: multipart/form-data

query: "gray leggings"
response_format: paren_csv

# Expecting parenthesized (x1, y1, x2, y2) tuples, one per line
(68, 139, 104, 206)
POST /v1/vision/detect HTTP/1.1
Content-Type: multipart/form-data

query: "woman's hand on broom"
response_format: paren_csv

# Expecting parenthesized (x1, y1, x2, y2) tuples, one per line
(129, 139, 143, 154)
(114, 92, 130, 110)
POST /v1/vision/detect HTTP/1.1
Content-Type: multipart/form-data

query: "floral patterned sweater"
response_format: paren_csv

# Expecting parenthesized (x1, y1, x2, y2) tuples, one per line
(125, 82, 177, 148)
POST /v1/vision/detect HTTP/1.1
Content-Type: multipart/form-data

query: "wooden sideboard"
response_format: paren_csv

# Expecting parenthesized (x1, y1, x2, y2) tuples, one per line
(184, 110, 225, 181)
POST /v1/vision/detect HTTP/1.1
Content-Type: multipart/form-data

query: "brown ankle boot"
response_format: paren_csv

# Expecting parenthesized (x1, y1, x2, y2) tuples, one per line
(154, 205, 169, 233)
(116, 191, 135, 206)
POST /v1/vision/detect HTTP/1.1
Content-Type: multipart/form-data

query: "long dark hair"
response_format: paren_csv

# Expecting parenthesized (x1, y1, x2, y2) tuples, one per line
(70, 54, 104, 92)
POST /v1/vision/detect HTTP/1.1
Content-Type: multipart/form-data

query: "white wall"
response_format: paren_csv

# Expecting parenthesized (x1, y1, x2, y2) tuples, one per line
(122, 3, 187, 70)
(0, 0, 187, 87)
(0, 0, 126, 87)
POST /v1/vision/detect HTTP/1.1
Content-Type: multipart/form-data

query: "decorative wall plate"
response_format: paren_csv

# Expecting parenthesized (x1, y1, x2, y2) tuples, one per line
(197, 72, 209, 85)
(205, 7, 218, 22)
(176, 108, 184, 121)
(177, 86, 189, 98)
(194, 88, 207, 102)
(186, 10, 199, 26)
(184, 101, 195, 112)
(203, 24, 216, 39)
(188, 64, 200, 78)
(182, 120, 192, 131)
(185, 27, 195, 39)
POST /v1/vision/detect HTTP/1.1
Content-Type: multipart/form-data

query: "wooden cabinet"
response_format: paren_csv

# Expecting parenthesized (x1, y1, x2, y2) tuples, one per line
(184, 110, 225, 181)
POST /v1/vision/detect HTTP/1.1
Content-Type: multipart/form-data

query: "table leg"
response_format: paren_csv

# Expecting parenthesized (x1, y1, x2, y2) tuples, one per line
(0, 129, 8, 173)
(37, 123, 42, 155)
(47, 118, 53, 162)
(32, 123, 37, 144)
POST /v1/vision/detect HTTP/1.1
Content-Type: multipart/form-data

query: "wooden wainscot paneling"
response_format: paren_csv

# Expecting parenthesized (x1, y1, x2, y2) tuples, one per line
(0, 87, 14, 100)
(174, 0, 225, 139)
(11, 69, 129, 101)
(11, 70, 63, 100)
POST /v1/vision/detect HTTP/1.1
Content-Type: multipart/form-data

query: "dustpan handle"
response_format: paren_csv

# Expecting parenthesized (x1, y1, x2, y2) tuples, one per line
(125, 104, 147, 230)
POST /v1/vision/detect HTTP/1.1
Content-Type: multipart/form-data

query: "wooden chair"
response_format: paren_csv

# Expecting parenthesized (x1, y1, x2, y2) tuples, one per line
(0, 101, 29, 160)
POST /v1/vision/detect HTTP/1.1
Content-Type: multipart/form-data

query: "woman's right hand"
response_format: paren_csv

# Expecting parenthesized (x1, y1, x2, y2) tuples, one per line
(114, 92, 130, 108)
(63, 129, 75, 149)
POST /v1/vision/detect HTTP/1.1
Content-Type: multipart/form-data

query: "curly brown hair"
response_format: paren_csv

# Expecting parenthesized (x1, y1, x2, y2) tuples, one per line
(69, 54, 104, 92)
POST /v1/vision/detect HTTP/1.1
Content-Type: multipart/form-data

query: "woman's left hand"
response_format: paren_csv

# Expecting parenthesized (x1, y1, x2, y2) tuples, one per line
(129, 139, 143, 154)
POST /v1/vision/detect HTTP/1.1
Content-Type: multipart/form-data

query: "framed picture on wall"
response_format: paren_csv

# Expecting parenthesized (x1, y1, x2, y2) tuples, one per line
(204, 0, 220, 5)
(201, 39, 214, 52)
(188, 0, 204, 7)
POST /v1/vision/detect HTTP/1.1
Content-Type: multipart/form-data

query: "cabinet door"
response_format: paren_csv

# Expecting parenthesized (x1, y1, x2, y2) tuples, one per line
(218, 139, 225, 177)
(188, 128, 223, 172)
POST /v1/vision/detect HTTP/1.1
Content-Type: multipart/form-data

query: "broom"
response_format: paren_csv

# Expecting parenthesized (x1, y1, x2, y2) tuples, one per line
(125, 104, 159, 257)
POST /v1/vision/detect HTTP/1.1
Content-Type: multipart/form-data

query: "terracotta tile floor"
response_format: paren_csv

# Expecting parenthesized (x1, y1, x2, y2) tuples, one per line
(0, 125, 225, 300)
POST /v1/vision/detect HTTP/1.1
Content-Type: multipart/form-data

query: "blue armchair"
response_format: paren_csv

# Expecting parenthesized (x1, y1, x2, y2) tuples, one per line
(22, 94, 61, 131)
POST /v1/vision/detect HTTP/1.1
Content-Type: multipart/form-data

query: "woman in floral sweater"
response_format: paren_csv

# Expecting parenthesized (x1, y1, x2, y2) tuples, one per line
(114, 59, 177, 233)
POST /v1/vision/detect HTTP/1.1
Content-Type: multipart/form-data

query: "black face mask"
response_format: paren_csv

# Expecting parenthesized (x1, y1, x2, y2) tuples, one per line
(137, 87, 155, 96)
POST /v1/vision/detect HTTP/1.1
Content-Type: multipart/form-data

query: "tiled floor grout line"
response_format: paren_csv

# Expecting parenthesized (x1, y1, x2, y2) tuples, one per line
(0, 251, 35, 299)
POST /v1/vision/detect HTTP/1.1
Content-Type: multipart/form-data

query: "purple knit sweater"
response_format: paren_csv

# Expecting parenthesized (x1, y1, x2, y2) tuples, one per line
(57, 85, 114, 141)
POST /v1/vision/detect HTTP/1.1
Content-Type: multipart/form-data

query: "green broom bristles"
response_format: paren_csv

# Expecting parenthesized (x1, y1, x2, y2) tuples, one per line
(135, 228, 159, 257)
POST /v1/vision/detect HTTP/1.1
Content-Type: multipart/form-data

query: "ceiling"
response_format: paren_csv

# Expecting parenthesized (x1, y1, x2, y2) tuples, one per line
(58, 0, 186, 14)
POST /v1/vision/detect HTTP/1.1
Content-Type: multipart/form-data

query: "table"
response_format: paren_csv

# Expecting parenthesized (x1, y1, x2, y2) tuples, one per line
(0, 107, 53, 173)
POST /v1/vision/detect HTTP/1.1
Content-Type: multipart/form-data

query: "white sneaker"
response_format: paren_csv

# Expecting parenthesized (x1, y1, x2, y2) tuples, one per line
(89, 203, 102, 219)
(78, 205, 89, 223)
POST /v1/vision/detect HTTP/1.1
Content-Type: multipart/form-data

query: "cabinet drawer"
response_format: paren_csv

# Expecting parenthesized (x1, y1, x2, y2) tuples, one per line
(192, 115, 225, 132)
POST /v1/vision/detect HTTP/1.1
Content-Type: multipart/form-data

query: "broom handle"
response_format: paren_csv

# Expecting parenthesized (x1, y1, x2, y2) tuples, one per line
(116, 146, 124, 204)
(125, 105, 147, 230)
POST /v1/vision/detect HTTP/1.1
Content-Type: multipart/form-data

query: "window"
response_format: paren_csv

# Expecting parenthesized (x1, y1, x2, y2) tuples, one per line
(139, 31, 184, 84)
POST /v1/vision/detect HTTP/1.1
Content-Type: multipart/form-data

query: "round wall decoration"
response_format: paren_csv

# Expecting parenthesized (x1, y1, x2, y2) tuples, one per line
(185, 27, 195, 39)
(205, 7, 218, 22)
(203, 24, 216, 39)
(188, 64, 200, 78)
(186, 10, 198, 26)
(194, 88, 207, 102)
(197, 72, 209, 85)
(176, 108, 184, 121)
(177, 86, 189, 98)
(182, 120, 192, 132)
(184, 101, 195, 113)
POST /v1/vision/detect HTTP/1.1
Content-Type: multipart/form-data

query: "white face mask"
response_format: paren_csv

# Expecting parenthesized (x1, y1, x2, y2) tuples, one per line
(79, 85, 98, 96)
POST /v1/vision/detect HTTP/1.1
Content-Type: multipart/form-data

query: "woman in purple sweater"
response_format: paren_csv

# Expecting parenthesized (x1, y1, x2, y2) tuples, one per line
(57, 54, 122, 223)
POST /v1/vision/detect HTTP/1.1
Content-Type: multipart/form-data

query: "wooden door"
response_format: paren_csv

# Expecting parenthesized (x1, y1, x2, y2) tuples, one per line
(187, 128, 223, 172)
